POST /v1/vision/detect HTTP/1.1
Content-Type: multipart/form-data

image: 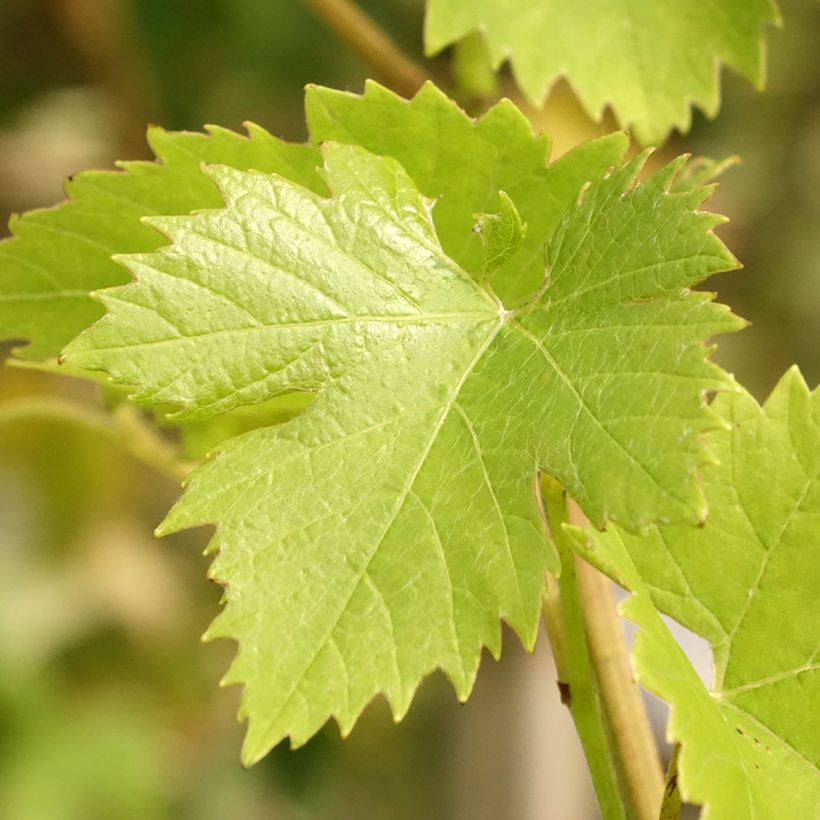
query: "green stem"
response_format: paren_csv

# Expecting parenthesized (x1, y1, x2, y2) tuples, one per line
(541, 475, 628, 820)
(0, 396, 196, 482)
(302, 0, 431, 98)
(576, 556, 665, 819)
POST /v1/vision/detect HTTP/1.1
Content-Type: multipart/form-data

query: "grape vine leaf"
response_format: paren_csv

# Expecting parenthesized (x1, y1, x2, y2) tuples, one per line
(0, 124, 323, 362)
(424, 0, 781, 144)
(306, 80, 629, 306)
(0, 81, 628, 361)
(64, 138, 741, 762)
(567, 368, 820, 818)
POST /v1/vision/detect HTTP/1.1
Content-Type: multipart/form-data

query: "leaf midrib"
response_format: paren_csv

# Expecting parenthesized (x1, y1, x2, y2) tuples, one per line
(75, 310, 500, 355)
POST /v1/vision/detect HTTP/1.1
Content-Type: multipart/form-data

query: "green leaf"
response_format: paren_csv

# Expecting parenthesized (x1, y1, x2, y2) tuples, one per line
(424, 0, 781, 144)
(473, 191, 527, 278)
(0, 82, 626, 362)
(670, 156, 741, 195)
(64, 137, 740, 762)
(306, 81, 630, 305)
(0, 124, 323, 362)
(568, 368, 820, 818)
(170, 394, 314, 461)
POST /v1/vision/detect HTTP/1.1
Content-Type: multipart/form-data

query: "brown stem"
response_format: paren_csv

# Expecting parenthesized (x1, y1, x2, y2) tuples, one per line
(303, 0, 431, 98)
(576, 557, 665, 820)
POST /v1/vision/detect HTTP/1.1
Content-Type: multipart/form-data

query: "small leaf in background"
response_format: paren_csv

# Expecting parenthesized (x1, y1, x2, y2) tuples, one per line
(65, 120, 740, 762)
(424, 0, 781, 144)
(472, 191, 526, 280)
(569, 368, 820, 818)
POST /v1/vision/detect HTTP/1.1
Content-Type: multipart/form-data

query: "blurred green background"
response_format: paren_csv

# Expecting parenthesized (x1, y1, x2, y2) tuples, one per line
(0, 1, 818, 818)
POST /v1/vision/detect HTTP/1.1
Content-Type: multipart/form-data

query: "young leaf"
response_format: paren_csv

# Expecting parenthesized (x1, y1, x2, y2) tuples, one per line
(306, 80, 629, 305)
(65, 139, 740, 763)
(424, 0, 780, 144)
(568, 368, 820, 818)
(0, 124, 323, 362)
(473, 191, 527, 279)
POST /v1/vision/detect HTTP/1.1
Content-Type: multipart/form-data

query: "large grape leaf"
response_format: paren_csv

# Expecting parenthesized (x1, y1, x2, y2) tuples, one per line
(424, 0, 781, 145)
(0, 124, 324, 362)
(568, 368, 820, 818)
(63, 137, 741, 762)
(0, 81, 626, 362)
(306, 80, 629, 305)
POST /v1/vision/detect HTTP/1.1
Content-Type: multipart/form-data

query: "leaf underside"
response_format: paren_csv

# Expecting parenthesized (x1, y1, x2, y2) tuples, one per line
(62, 109, 740, 763)
(424, 0, 781, 144)
(569, 369, 820, 819)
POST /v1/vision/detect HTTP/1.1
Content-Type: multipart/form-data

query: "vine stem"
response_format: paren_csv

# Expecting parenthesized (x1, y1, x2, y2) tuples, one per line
(540, 475, 665, 819)
(576, 556, 665, 818)
(0, 396, 195, 482)
(540, 475, 627, 820)
(302, 0, 431, 98)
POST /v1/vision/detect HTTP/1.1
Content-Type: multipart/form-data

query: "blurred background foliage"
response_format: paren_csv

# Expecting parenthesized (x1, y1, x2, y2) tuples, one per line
(0, 1, 818, 817)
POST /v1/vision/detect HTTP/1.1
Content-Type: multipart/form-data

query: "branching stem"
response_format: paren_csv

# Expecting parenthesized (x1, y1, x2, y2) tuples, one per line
(302, 0, 431, 98)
